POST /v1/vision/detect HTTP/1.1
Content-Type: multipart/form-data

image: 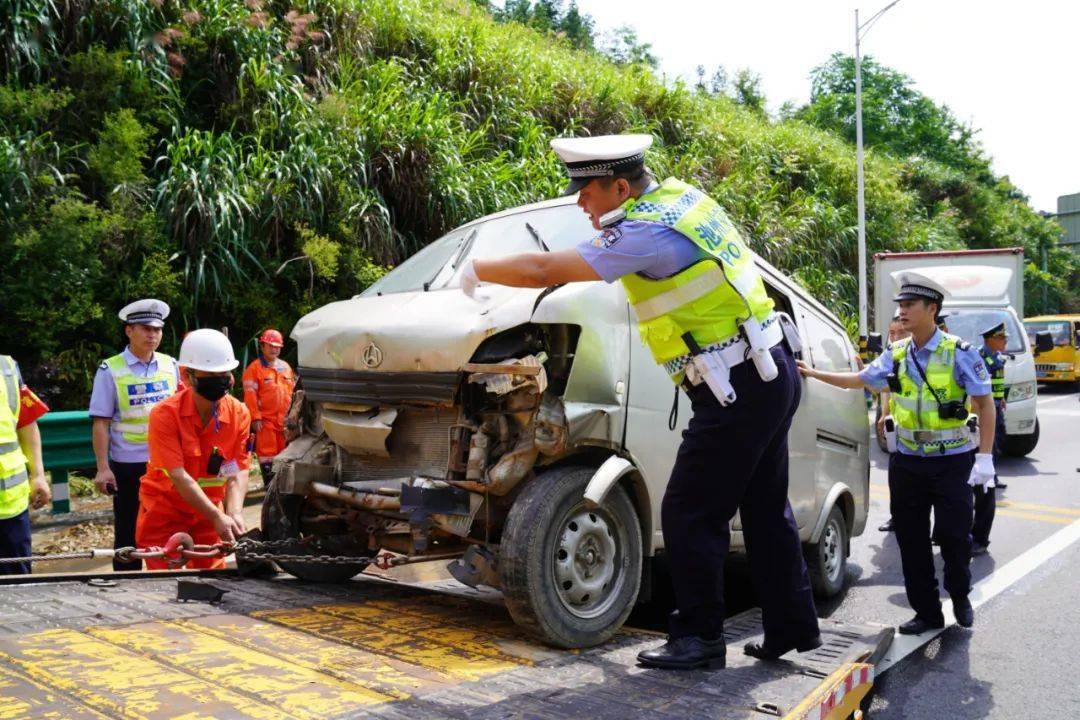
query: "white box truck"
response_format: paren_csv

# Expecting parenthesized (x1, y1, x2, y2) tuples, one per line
(873, 247, 1040, 456)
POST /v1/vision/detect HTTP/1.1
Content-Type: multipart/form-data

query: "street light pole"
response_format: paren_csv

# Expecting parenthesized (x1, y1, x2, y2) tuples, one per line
(855, 8, 866, 347)
(854, 0, 900, 354)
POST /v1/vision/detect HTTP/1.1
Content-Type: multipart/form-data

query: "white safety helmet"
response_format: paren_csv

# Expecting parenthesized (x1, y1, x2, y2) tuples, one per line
(178, 329, 239, 373)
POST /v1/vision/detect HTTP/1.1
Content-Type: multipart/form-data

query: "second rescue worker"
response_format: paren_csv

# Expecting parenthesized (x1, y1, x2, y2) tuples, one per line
(136, 329, 251, 569)
(460, 134, 820, 670)
(242, 329, 296, 482)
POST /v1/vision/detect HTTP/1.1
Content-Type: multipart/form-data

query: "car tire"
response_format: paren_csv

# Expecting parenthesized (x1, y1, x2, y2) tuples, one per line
(805, 504, 848, 598)
(257, 484, 370, 583)
(1001, 418, 1040, 457)
(499, 465, 642, 649)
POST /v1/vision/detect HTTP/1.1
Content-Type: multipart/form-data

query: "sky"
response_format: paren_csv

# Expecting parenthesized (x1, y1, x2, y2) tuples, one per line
(574, 0, 1077, 214)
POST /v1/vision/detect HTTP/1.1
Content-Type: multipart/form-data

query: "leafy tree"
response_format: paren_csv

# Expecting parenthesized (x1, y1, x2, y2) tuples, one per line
(796, 52, 984, 174)
(732, 69, 765, 114)
(599, 26, 657, 69)
(559, 2, 593, 50)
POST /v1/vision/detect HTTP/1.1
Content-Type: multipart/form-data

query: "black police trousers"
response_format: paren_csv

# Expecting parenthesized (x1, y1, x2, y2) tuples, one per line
(663, 344, 819, 646)
(889, 451, 974, 623)
(0, 509, 31, 575)
(110, 460, 145, 571)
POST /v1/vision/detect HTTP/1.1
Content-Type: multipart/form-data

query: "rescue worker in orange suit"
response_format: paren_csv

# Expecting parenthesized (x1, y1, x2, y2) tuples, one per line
(242, 329, 295, 483)
(136, 329, 251, 569)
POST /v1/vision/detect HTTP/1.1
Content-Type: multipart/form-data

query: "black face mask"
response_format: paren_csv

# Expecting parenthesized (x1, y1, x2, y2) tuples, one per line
(194, 375, 231, 401)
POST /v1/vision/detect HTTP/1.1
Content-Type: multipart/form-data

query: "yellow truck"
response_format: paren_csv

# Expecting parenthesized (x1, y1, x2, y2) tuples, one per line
(1025, 314, 1080, 389)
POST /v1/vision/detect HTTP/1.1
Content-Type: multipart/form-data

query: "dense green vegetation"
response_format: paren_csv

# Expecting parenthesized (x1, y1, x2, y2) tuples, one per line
(1, 0, 1074, 407)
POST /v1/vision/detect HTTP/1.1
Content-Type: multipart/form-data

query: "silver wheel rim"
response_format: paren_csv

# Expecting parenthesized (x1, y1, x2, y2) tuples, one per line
(822, 517, 843, 584)
(553, 504, 626, 619)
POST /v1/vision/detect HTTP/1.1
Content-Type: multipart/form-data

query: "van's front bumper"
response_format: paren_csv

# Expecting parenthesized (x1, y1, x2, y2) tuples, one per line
(1005, 394, 1037, 436)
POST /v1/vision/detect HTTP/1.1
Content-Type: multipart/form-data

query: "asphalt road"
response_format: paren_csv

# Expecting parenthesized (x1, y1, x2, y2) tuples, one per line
(856, 386, 1080, 717)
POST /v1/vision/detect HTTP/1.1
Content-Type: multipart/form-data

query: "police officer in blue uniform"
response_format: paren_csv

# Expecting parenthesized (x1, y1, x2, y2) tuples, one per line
(972, 321, 1009, 554)
(799, 273, 996, 632)
(460, 134, 821, 669)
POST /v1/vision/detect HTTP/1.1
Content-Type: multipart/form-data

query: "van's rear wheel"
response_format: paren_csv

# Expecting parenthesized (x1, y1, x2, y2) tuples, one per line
(500, 466, 642, 649)
(806, 504, 848, 598)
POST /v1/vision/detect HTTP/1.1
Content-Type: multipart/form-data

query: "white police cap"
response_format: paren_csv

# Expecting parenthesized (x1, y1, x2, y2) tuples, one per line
(118, 298, 170, 327)
(892, 271, 948, 305)
(550, 134, 653, 195)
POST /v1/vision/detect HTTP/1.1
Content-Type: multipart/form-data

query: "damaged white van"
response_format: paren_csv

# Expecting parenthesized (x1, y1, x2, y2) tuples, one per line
(264, 196, 871, 648)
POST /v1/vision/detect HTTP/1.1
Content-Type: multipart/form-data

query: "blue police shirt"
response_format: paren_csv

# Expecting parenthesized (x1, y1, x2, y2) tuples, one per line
(88, 347, 181, 463)
(575, 218, 707, 282)
(860, 329, 992, 456)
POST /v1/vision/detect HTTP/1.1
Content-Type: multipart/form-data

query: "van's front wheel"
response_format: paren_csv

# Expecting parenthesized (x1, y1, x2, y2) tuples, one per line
(499, 466, 642, 649)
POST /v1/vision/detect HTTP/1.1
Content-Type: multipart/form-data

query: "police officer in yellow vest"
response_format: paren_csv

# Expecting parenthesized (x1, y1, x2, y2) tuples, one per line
(972, 320, 1010, 554)
(0, 355, 52, 574)
(89, 300, 179, 571)
(798, 272, 997, 633)
(461, 134, 821, 669)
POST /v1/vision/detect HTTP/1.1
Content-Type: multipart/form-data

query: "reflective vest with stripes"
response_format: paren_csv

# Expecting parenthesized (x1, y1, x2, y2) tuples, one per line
(617, 178, 774, 380)
(0, 355, 29, 519)
(978, 346, 1006, 402)
(104, 353, 177, 446)
(889, 335, 971, 453)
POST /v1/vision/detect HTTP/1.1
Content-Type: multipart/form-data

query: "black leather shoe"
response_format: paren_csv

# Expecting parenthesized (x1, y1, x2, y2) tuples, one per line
(972, 541, 989, 556)
(637, 636, 726, 670)
(898, 615, 945, 635)
(953, 599, 975, 628)
(743, 635, 822, 661)
(878, 518, 894, 532)
(996, 481, 1008, 489)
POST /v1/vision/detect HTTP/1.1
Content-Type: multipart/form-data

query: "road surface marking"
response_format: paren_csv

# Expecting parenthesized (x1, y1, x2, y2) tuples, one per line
(1036, 393, 1078, 405)
(870, 485, 1075, 524)
(1034, 408, 1080, 417)
(998, 499, 1080, 516)
(877, 516, 1080, 673)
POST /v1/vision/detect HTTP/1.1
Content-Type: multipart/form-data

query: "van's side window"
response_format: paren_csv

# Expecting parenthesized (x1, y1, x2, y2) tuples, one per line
(763, 278, 795, 317)
(801, 309, 855, 371)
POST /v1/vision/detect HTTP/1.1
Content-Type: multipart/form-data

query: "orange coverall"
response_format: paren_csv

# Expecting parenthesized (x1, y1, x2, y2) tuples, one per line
(242, 358, 296, 463)
(136, 387, 251, 569)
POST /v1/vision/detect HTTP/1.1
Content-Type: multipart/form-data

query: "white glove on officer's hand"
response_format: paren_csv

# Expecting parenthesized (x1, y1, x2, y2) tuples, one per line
(460, 260, 480, 298)
(968, 453, 996, 488)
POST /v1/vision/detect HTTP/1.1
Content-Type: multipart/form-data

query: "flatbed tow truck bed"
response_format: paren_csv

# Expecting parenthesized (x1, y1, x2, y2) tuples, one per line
(0, 571, 892, 720)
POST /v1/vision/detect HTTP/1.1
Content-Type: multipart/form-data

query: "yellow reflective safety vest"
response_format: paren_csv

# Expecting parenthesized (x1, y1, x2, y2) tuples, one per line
(0, 355, 30, 519)
(889, 335, 972, 453)
(104, 352, 177, 446)
(617, 178, 774, 380)
(978, 346, 1006, 403)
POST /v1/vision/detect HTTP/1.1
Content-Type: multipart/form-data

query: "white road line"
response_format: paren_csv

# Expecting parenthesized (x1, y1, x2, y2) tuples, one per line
(877, 516, 1080, 673)
(1037, 393, 1079, 405)
(1036, 408, 1080, 417)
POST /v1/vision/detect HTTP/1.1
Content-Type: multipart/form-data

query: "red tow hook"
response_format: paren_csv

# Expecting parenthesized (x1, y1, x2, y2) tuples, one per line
(163, 532, 195, 569)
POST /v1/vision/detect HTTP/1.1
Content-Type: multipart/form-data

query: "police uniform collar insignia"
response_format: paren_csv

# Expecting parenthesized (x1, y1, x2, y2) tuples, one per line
(550, 134, 653, 196)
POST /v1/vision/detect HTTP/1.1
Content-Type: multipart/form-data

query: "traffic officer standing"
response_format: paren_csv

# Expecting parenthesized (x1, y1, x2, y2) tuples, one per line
(460, 134, 820, 669)
(242, 328, 296, 483)
(972, 320, 1009, 554)
(877, 309, 910, 533)
(136, 329, 251, 570)
(798, 272, 996, 632)
(0, 355, 52, 574)
(89, 300, 179, 571)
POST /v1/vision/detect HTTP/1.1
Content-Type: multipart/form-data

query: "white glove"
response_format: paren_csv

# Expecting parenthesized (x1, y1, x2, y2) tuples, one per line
(460, 260, 480, 298)
(968, 453, 996, 488)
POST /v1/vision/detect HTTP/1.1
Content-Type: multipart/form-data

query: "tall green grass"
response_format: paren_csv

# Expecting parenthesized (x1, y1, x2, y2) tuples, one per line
(0, 0, 1074, 406)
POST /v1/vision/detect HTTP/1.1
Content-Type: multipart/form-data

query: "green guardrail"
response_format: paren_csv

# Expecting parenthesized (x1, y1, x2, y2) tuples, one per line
(38, 411, 95, 514)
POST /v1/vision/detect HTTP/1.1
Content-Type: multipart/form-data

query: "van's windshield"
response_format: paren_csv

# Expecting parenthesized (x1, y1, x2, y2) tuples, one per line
(361, 204, 594, 296)
(942, 309, 1026, 354)
(1024, 320, 1074, 348)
